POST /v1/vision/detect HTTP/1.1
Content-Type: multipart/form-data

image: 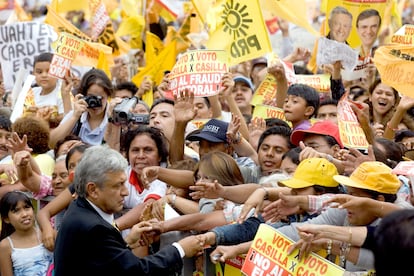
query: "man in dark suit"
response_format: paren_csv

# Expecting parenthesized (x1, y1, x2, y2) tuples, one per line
(54, 145, 205, 276)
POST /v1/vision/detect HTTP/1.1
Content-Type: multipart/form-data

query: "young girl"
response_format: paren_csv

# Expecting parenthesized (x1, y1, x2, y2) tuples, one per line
(0, 191, 53, 276)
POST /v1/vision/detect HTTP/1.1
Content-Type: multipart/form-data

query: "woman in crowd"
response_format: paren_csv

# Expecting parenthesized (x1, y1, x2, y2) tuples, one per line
(49, 68, 113, 148)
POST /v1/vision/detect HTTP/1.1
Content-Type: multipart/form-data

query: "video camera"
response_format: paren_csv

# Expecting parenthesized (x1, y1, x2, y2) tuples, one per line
(112, 97, 149, 125)
(84, 95, 103, 108)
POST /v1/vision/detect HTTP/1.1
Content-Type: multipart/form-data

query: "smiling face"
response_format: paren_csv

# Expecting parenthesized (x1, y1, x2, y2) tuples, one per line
(329, 13, 352, 42)
(231, 82, 253, 114)
(357, 15, 380, 48)
(52, 160, 70, 196)
(369, 83, 396, 116)
(258, 134, 291, 175)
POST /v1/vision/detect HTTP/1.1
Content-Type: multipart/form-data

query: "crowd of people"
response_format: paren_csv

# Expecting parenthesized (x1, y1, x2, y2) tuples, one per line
(0, 1, 414, 276)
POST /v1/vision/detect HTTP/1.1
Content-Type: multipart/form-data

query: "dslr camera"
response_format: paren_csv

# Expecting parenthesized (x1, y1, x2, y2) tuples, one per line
(112, 97, 139, 125)
(84, 95, 103, 108)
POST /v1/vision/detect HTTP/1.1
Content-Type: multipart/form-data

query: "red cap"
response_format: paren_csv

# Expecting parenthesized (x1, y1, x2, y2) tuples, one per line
(290, 120, 343, 148)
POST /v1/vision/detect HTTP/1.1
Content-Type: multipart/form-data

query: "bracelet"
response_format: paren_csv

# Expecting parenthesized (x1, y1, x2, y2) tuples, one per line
(386, 122, 398, 132)
(261, 186, 269, 200)
(339, 242, 351, 268)
(233, 132, 242, 144)
(326, 239, 332, 255)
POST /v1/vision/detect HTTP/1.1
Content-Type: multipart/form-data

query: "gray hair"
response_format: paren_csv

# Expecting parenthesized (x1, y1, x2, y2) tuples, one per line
(328, 6, 353, 25)
(74, 145, 128, 197)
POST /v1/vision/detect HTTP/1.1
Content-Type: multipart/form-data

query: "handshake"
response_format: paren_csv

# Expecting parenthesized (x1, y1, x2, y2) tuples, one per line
(125, 220, 206, 258)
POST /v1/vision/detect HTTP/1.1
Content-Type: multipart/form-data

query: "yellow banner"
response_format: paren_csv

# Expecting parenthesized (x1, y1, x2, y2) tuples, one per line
(205, 0, 271, 66)
(250, 73, 277, 106)
(296, 74, 331, 93)
(241, 224, 345, 276)
(391, 24, 414, 45)
(45, 5, 114, 68)
(260, 0, 320, 37)
(373, 44, 414, 98)
(338, 95, 369, 150)
(145, 31, 165, 63)
(252, 104, 287, 122)
(325, 0, 388, 48)
(132, 40, 177, 88)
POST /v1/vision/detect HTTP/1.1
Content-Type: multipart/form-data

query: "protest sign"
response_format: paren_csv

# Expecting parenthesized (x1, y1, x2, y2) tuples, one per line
(250, 73, 277, 106)
(0, 22, 57, 91)
(296, 74, 331, 93)
(206, 0, 271, 66)
(190, 118, 209, 129)
(391, 24, 414, 45)
(169, 49, 227, 97)
(337, 96, 369, 150)
(252, 104, 287, 122)
(49, 33, 85, 79)
(316, 37, 358, 71)
(241, 224, 345, 276)
(325, 0, 388, 49)
(373, 44, 414, 98)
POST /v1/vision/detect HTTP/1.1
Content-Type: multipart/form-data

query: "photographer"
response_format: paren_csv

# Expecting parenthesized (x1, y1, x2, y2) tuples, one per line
(105, 93, 150, 154)
(49, 68, 113, 148)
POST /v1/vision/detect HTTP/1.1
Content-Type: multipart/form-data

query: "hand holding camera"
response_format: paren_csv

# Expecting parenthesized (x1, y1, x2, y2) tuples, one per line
(112, 97, 149, 125)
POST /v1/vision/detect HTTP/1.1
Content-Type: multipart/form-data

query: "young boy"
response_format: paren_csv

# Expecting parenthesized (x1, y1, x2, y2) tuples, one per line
(24, 52, 64, 127)
(283, 83, 319, 130)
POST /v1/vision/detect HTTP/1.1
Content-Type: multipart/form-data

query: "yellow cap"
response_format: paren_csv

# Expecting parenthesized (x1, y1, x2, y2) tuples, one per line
(334, 161, 401, 194)
(280, 158, 338, 188)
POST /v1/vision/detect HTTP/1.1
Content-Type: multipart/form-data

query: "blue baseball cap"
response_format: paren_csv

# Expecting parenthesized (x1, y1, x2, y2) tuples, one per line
(233, 75, 255, 91)
(186, 119, 228, 143)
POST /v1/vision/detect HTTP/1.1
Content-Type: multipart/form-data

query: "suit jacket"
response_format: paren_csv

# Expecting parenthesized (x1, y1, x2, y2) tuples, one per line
(54, 197, 183, 276)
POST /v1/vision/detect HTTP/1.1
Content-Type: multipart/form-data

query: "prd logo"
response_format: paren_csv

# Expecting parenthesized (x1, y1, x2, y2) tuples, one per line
(222, 1, 252, 39)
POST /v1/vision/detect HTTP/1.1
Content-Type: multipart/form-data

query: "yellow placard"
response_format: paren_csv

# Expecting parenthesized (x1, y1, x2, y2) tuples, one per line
(373, 44, 414, 98)
(205, 0, 271, 66)
(241, 224, 345, 276)
(391, 24, 414, 45)
(325, 0, 388, 48)
(296, 74, 331, 93)
(251, 73, 277, 106)
(252, 104, 287, 122)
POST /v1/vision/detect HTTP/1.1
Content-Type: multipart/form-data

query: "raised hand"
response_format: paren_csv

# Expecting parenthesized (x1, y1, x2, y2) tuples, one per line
(173, 88, 196, 123)
(7, 132, 32, 155)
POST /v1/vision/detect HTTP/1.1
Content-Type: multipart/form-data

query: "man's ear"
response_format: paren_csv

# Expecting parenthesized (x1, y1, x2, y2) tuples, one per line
(304, 106, 315, 117)
(86, 182, 98, 199)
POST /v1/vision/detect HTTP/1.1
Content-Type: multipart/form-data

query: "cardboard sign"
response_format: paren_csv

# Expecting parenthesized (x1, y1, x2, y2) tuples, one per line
(316, 37, 359, 71)
(49, 33, 84, 79)
(251, 73, 277, 106)
(0, 22, 56, 91)
(296, 74, 331, 93)
(241, 224, 345, 276)
(337, 97, 369, 150)
(252, 104, 287, 122)
(169, 49, 227, 97)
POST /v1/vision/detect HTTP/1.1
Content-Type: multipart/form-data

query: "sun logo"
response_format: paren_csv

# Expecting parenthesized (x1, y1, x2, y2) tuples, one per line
(221, 1, 252, 39)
